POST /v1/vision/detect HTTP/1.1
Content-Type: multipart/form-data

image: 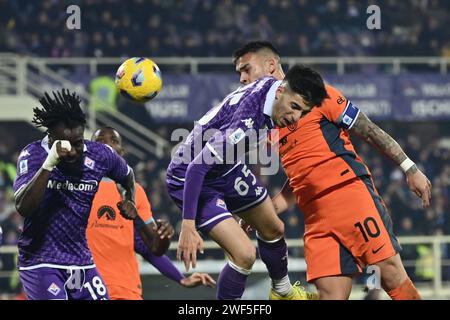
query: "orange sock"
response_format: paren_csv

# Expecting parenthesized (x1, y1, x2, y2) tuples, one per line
(387, 277, 421, 300)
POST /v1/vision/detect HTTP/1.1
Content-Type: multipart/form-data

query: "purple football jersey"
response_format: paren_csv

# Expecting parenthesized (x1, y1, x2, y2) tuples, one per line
(13, 136, 130, 268)
(167, 77, 280, 182)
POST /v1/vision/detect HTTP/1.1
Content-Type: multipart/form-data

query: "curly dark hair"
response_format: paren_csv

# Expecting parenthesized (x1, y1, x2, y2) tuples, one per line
(32, 89, 86, 132)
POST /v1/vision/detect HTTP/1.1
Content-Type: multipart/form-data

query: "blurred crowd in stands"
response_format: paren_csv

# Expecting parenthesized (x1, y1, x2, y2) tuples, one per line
(1, 0, 450, 58)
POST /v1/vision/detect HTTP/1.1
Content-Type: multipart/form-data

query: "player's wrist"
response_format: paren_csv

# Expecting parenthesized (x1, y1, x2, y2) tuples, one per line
(42, 154, 59, 171)
(182, 219, 196, 227)
(399, 157, 416, 174)
(133, 215, 145, 228)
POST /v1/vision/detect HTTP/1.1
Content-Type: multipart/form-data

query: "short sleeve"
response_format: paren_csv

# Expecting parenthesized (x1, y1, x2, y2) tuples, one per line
(319, 85, 361, 130)
(135, 183, 152, 222)
(13, 145, 44, 197)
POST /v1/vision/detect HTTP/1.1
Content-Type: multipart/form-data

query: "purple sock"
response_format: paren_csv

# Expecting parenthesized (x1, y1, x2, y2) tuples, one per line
(216, 262, 249, 300)
(257, 236, 288, 280)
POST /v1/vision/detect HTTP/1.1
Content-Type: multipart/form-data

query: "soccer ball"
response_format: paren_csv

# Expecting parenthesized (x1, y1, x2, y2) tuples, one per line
(115, 57, 162, 103)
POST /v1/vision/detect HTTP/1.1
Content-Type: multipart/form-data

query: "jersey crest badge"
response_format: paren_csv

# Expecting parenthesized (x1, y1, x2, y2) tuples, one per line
(216, 198, 227, 210)
(84, 157, 95, 170)
(47, 283, 61, 296)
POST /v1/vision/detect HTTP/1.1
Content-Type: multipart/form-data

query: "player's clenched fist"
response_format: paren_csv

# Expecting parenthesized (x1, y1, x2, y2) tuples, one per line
(55, 140, 75, 159)
(42, 140, 73, 171)
(154, 218, 175, 239)
(177, 219, 204, 272)
(116, 200, 138, 220)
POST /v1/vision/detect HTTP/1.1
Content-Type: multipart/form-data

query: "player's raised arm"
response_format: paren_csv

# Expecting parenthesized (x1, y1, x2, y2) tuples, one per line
(15, 141, 73, 217)
(15, 90, 86, 218)
(349, 111, 432, 208)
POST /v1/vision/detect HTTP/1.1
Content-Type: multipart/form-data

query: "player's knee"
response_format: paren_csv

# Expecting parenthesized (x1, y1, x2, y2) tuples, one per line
(258, 221, 285, 241)
(232, 246, 256, 270)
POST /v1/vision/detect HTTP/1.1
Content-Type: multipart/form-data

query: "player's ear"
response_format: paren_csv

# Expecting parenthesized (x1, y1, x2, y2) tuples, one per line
(266, 57, 276, 75)
(276, 84, 285, 95)
(274, 86, 284, 101)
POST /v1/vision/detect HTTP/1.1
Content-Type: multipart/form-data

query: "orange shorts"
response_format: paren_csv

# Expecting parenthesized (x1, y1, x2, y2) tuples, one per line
(299, 175, 402, 282)
(108, 285, 143, 300)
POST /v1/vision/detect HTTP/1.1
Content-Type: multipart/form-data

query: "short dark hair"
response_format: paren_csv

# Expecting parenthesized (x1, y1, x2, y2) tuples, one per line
(233, 41, 281, 65)
(97, 126, 117, 133)
(32, 89, 86, 132)
(284, 64, 329, 107)
(92, 126, 120, 140)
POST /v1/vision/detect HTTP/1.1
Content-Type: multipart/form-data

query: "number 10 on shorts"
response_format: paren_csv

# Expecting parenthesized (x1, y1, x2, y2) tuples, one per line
(354, 217, 381, 242)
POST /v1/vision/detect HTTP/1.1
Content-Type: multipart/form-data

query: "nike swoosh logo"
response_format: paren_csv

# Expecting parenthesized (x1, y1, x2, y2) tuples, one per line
(372, 244, 386, 254)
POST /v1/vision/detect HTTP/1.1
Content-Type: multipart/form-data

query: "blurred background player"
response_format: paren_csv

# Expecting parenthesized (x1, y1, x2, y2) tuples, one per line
(169, 66, 319, 300)
(13, 89, 138, 300)
(87, 126, 216, 300)
(233, 41, 431, 299)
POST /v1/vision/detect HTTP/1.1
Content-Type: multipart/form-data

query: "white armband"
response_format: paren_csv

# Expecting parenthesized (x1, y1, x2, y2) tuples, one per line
(400, 158, 415, 173)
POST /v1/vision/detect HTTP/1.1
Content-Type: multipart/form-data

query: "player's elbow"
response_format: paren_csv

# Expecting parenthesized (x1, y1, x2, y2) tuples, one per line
(123, 168, 135, 188)
(15, 198, 32, 218)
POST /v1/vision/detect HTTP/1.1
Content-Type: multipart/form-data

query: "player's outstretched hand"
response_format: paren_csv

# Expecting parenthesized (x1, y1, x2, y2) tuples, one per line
(177, 219, 204, 272)
(180, 272, 216, 288)
(154, 218, 175, 239)
(406, 168, 432, 208)
(116, 200, 138, 220)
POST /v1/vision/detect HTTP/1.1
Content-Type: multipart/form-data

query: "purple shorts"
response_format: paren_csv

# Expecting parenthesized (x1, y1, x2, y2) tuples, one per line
(19, 266, 109, 300)
(167, 163, 268, 234)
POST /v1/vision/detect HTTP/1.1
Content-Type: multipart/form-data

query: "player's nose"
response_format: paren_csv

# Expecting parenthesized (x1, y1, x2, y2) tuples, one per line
(291, 111, 302, 123)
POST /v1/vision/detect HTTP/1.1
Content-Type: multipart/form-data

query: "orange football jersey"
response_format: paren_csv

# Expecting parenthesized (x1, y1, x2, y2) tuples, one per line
(275, 84, 371, 206)
(86, 179, 152, 298)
